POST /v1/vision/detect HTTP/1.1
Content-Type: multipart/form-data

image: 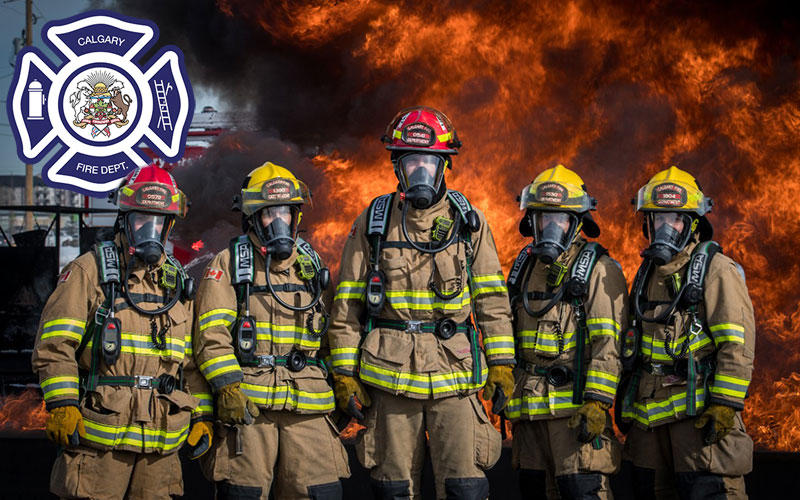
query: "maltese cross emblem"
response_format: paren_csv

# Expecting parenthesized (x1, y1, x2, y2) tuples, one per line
(6, 10, 194, 196)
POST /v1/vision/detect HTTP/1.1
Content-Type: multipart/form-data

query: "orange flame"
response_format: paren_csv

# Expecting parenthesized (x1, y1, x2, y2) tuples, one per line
(207, 0, 800, 451)
(0, 389, 47, 432)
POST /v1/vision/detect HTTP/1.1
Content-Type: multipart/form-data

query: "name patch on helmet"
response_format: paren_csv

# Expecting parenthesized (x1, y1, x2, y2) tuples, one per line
(262, 178, 294, 201)
(535, 182, 568, 204)
(401, 123, 436, 147)
(135, 184, 171, 209)
(652, 183, 687, 207)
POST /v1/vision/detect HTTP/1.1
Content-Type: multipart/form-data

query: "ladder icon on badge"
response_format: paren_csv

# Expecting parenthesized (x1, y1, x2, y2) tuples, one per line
(154, 80, 173, 131)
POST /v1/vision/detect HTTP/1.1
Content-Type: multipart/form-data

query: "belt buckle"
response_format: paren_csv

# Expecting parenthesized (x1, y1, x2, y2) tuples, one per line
(405, 320, 423, 334)
(134, 375, 155, 389)
(650, 363, 664, 376)
(256, 355, 276, 368)
(524, 362, 536, 375)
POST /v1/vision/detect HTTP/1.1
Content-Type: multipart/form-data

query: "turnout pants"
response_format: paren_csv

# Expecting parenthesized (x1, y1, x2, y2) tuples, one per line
(201, 411, 350, 500)
(356, 390, 502, 500)
(50, 445, 182, 499)
(512, 416, 621, 500)
(624, 414, 752, 500)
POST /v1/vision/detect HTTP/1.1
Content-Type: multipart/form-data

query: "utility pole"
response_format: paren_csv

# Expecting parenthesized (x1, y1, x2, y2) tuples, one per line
(24, 0, 33, 230)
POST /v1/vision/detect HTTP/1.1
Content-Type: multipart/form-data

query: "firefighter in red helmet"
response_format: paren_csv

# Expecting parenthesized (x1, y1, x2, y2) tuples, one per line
(328, 106, 515, 499)
(32, 164, 213, 499)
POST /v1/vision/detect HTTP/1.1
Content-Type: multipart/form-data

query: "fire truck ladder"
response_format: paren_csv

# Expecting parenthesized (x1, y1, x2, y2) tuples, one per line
(154, 80, 173, 131)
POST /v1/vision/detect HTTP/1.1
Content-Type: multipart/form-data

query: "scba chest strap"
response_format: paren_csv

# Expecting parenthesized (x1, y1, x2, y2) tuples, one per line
(229, 235, 325, 363)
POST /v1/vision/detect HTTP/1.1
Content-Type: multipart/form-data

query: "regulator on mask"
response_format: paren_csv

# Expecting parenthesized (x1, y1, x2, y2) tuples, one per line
(530, 211, 580, 264)
(124, 212, 170, 266)
(254, 205, 298, 260)
(642, 212, 696, 266)
(395, 153, 446, 210)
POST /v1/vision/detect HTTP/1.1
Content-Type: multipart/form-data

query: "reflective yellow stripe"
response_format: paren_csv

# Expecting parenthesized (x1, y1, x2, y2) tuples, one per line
(199, 353, 241, 380)
(41, 318, 86, 341)
(360, 359, 487, 395)
(240, 383, 335, 411)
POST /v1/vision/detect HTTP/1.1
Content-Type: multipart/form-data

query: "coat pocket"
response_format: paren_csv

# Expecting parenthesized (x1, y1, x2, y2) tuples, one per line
(324, 415, 352, 478)
(470, 395, 502, 470)
(709, 412, 753, 476)
(362, 329, 414, 366)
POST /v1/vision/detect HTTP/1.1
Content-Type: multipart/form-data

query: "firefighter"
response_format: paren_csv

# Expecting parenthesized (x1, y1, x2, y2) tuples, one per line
(328, 106, 515, 499)
(619, 166, 755, 499)
(194, 162, 349, 499)
(505, 165, 628, 499)
(32, 164, 213, 499)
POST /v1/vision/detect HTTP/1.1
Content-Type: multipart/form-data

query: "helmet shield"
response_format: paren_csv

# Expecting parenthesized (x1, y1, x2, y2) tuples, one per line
(636, 179, 712, 216)
(118, 182, 187, 217)
(519, 180, 596, 213)
(646, 212, 695, 254)
(396, 153, 446, 209)
(240, 177, 311, 216)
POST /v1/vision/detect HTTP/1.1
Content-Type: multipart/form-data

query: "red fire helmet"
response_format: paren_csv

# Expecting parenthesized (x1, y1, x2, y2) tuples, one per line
(113, 164, 188, 217)
(381, 106, 462, 154)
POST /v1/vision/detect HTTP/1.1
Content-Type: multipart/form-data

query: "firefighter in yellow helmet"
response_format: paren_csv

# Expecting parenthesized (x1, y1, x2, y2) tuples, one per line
(328, 106, 514, 498)
(505, 165, 628, 499)
(193, 162, 350, 499)
(32, 164, 213, 498)
(619, 166, 755, 499)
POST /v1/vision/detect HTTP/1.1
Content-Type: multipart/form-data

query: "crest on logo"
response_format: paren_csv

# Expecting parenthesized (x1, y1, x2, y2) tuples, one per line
(6, 10, 194, 196)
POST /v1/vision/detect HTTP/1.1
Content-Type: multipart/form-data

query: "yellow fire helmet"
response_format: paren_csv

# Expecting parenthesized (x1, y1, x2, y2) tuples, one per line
(635, 166, 713, 240)
(518, 164, 600, 238)
(234, 161, 312, 216)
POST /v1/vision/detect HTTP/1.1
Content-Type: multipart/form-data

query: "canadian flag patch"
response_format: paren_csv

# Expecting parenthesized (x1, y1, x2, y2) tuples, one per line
(204, 268, 224, 281)
(57, 270, 71, 284)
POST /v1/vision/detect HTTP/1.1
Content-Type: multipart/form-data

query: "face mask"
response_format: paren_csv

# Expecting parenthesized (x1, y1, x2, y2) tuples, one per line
(643, 212, 693, 266)
(258, 206, 297, 260)
(126, 213, 167, 266)
(397, 154, 445, 209)
(532, 211, 577, 264)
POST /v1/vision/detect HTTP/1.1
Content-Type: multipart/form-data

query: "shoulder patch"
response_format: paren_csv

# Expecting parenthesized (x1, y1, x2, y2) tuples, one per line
(204, 268, 224, 281)
(57, 270, 71, 284)
(348, 223, 358, 239)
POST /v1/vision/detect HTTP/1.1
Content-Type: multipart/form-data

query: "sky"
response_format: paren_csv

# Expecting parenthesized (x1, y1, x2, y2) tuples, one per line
(0, 0, 220, 176)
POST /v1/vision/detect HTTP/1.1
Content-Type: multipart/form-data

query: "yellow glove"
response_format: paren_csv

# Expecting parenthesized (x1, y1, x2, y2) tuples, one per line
(46, 405, 86, 447)
(217, 382, 260, 425)
(186, 421, 214, 459)
(332, 372, 371, 420)
(568, 400, 610, 443)
(481, 365, 515, 412)
(695, 404, 736, 444)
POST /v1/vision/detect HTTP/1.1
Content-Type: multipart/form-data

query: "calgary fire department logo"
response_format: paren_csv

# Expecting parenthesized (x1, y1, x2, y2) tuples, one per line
(5, 10, 194, 196)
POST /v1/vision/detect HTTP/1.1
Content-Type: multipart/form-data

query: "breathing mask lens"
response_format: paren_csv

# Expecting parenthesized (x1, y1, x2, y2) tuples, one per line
(127, 213, 167, 266)
(644, 212, 693, 265)
(398, 153, 445, 209)
(532, 211, 576, 264)
(260, 205, 297, 260)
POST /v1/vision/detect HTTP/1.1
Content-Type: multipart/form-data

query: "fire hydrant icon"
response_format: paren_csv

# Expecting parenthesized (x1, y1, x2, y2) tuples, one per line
(27, 79, 45, 120)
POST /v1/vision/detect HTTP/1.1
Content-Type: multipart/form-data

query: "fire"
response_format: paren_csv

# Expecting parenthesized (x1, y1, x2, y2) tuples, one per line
(139, 0, 800, 450)
(192, 239, 205, 251)
(0, 389, 47, 432)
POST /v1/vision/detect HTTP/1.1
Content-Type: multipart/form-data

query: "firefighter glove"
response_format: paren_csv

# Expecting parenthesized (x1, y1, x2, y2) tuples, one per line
(568, 399, 610, 442)
(217, 382, 260, 425)
(695, 404, 736, 445)
(186, 421, 214, 459)
(46, 405, 86, 447)
(333, 372, 371, 420)
(482, 365, 515, 412)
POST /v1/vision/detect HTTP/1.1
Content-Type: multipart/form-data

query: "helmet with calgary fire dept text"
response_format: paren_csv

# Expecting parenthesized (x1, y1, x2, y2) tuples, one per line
(518, 165, 600, 263)
(382, 106, 461, 209)
(635, 166, 714, 265)
(110, 163, 188, 266)
(233, 161, 312, 260)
